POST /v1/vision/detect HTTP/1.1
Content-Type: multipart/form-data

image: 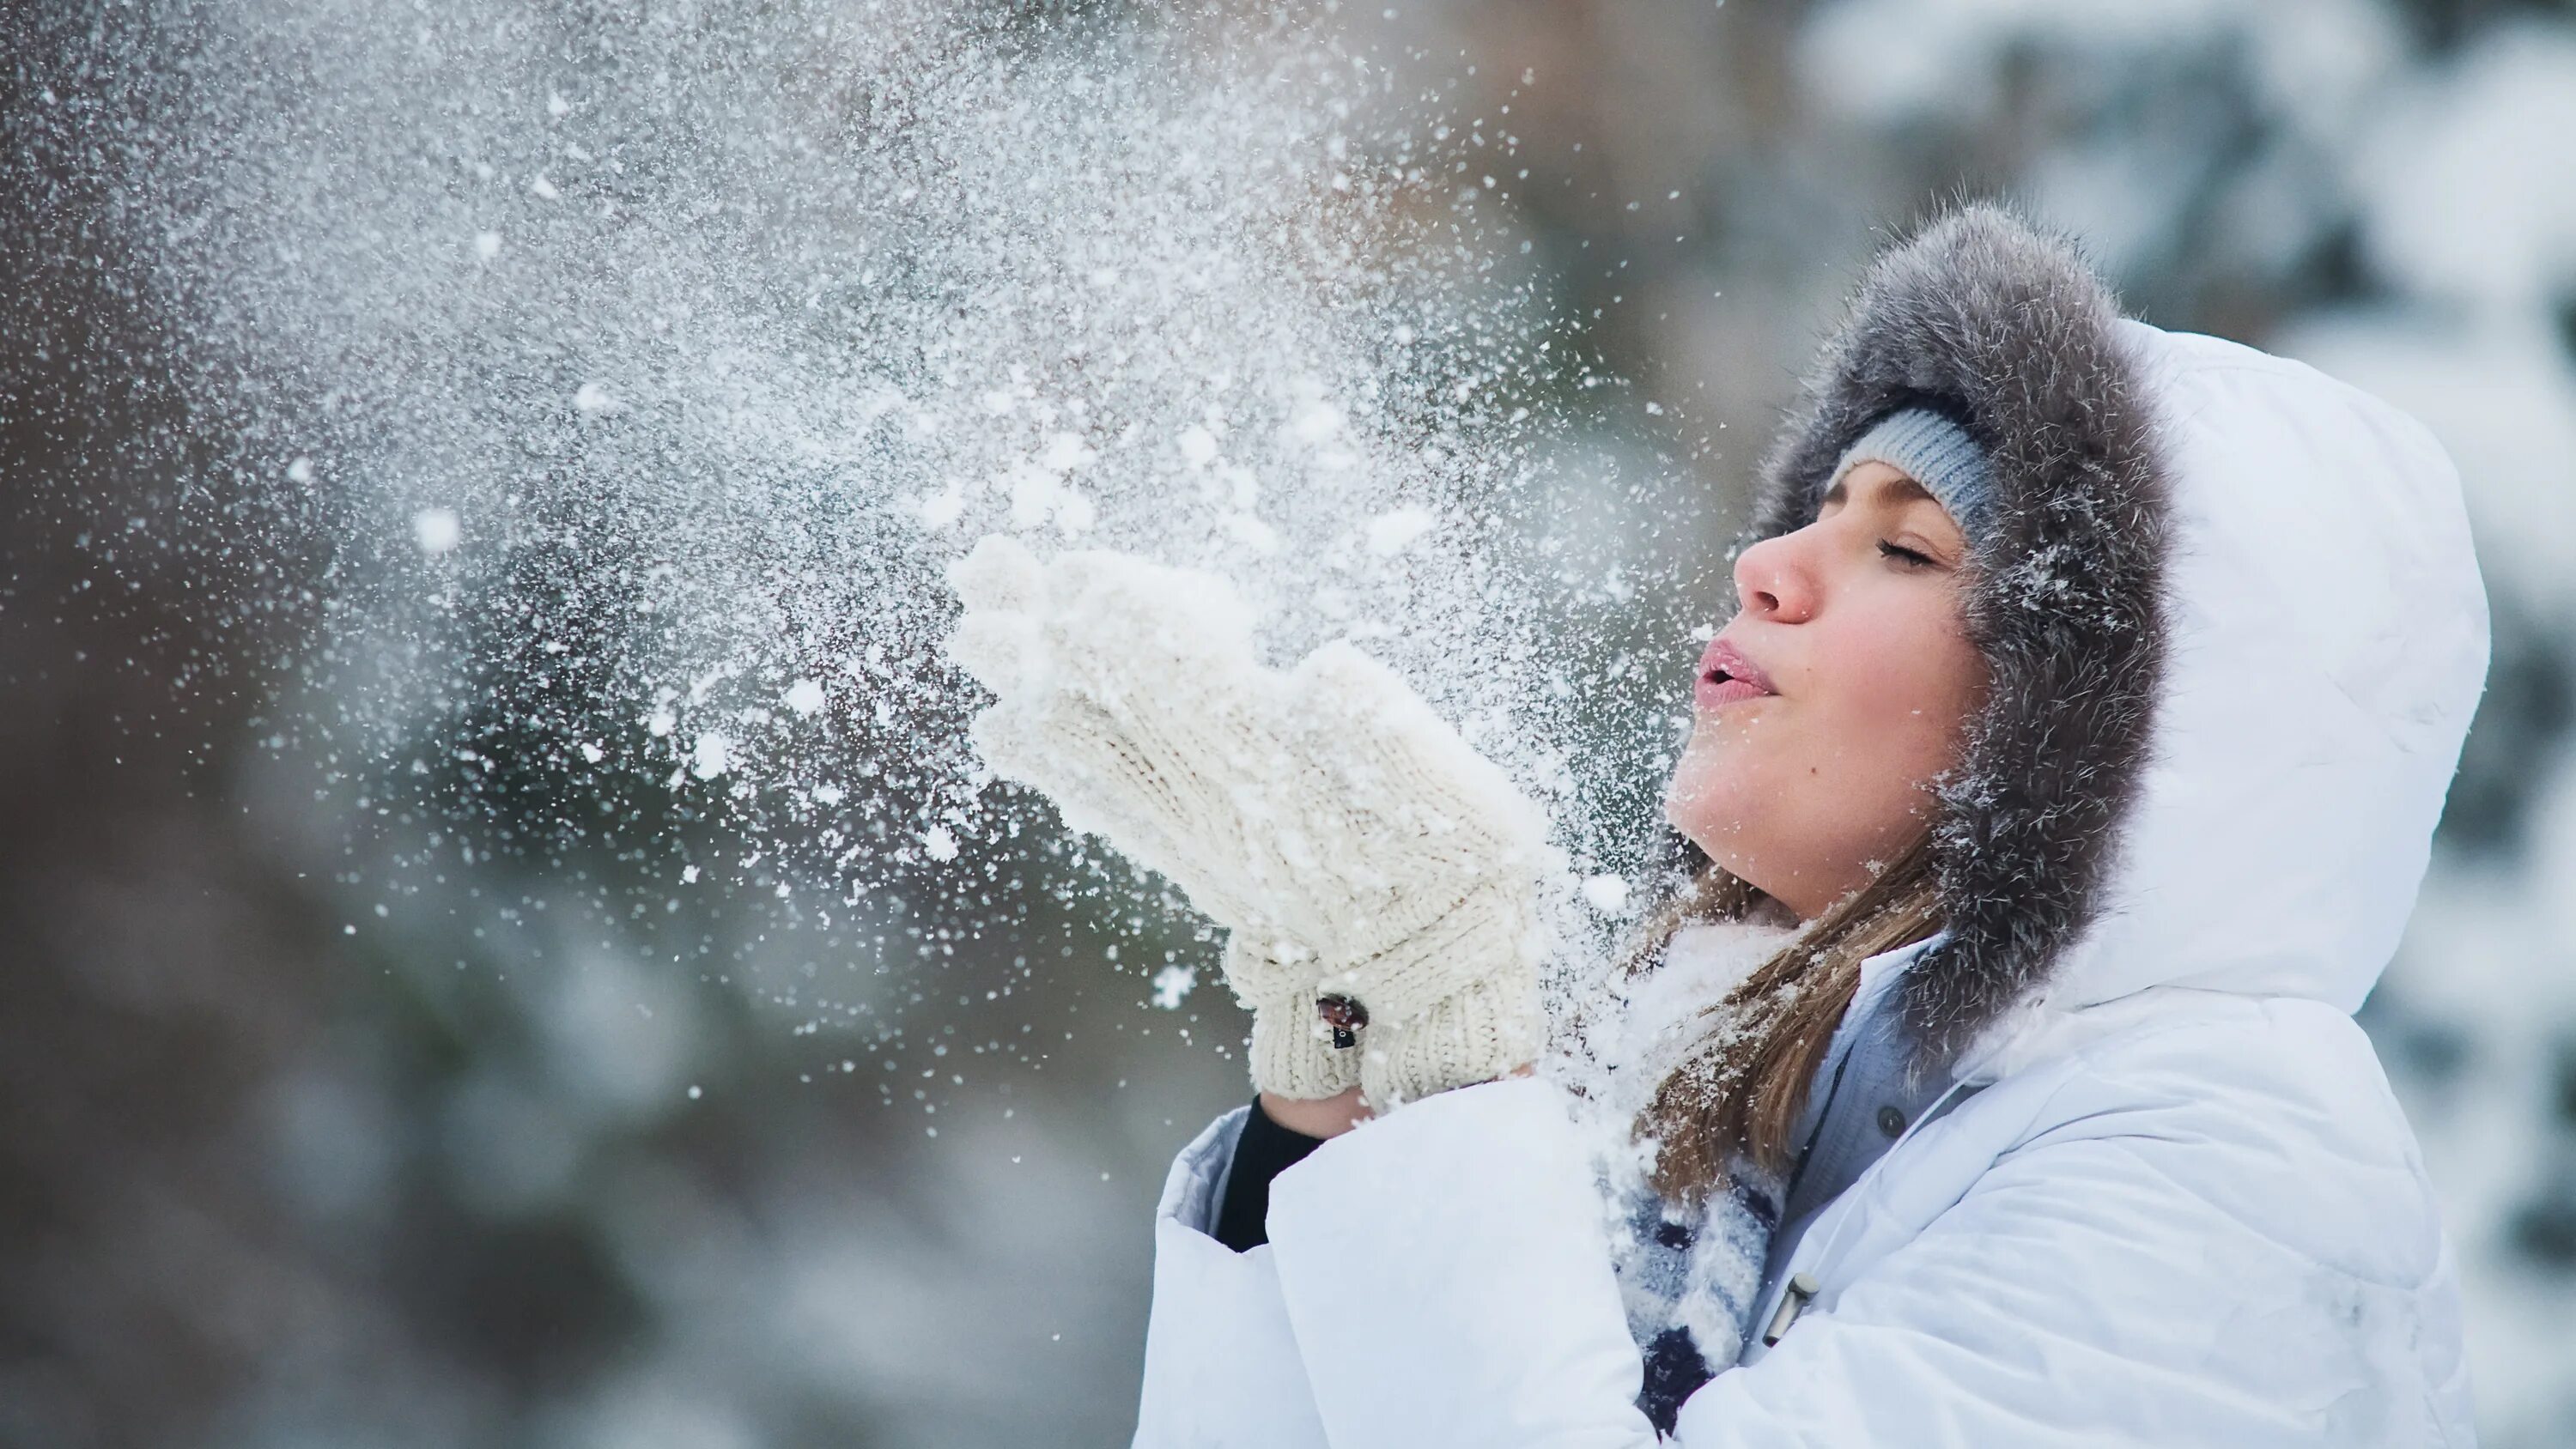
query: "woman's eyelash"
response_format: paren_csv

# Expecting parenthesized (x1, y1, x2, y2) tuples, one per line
(1877, 539, 1937, 568)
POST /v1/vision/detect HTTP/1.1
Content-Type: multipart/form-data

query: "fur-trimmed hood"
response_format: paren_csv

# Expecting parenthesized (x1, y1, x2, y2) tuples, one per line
(1739, 203, 2491, 1070)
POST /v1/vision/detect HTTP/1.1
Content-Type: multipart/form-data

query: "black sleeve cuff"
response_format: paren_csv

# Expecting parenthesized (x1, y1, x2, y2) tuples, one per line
(1212, 1096, 1328, 1252)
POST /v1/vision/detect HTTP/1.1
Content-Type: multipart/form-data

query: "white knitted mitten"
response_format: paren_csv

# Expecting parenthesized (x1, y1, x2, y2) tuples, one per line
(945, 534, 1551, 1110)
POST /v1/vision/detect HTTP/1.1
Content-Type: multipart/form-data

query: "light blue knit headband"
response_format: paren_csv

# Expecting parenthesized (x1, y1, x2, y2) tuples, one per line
(1826, 407, 1994, 547)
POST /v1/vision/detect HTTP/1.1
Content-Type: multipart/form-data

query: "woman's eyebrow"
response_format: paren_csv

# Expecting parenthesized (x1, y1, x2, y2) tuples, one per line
(1820, 473, 1938, 508)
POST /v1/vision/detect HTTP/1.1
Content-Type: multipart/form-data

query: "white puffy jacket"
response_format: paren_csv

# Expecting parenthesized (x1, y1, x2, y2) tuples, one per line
(1130, 214, 2489, 1448)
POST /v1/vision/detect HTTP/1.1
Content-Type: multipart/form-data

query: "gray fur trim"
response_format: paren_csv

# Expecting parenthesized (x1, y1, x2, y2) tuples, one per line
(1741, 202, 2173, 1063)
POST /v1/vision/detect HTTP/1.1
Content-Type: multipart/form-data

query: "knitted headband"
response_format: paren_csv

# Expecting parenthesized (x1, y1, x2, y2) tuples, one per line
(1826, 406, 1995, 548)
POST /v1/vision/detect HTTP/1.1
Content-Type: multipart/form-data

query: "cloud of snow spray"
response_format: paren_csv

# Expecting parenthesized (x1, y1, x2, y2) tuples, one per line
(52, 0, 1717, 1080)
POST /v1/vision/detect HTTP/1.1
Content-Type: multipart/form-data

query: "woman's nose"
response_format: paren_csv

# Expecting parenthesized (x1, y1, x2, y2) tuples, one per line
(1731, 529, 1817, 622)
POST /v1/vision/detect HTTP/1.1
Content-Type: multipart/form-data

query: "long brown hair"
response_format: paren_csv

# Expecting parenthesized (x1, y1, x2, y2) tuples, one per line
(1625, 831, 1944, 1203)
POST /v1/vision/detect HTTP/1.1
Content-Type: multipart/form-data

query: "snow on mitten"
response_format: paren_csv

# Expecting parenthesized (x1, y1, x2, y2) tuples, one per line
(944, 534, 1551, 1109)
(948, 537, 1348, 1098)
(1270, 640, 1550, 1109)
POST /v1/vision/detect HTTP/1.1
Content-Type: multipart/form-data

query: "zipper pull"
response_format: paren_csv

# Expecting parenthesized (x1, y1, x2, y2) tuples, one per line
(1761, 1272, 1821, 1347)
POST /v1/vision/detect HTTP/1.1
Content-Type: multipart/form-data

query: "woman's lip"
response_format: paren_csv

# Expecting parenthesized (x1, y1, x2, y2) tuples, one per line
(1696, 635, 1779, 701)
(1695, 674, 1774, 710)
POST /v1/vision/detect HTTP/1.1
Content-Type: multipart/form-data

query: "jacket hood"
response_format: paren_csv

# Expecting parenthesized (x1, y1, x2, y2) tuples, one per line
(1739, 203, 2490, 1064)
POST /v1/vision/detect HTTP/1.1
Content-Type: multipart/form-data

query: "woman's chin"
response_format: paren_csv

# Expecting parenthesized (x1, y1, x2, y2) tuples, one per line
(1661, 772, 1742, 855)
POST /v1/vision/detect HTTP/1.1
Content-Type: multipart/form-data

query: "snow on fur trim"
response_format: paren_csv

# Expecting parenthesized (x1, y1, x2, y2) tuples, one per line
(1742, 201, 2173, 1064)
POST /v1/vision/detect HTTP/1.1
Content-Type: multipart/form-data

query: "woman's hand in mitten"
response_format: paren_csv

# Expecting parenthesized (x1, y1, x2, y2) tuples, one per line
(944, 534, 1552, 1112)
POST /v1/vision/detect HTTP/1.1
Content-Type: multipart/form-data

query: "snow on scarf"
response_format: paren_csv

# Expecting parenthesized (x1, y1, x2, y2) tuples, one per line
(1568, 918, 1801, 1436)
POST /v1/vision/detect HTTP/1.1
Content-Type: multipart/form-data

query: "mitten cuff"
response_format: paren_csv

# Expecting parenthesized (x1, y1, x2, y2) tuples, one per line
(1358, 973, 1544, 1111)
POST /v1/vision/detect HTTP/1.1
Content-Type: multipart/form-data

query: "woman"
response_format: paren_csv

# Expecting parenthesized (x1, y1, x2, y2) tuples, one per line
(948, 203, 2489, 1446)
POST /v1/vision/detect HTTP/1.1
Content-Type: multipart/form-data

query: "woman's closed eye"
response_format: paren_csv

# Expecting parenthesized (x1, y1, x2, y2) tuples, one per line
(1877, 539, 1939, 570)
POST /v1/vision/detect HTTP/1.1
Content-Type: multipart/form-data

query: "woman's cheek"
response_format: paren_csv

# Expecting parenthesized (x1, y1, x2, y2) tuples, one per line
(1865, 627, 1981, 791)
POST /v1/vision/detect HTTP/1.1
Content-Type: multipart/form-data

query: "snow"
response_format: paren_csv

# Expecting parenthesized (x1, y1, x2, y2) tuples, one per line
(410, 507, 461, 554)
(690, 733, 732, 780)
(915, 487, 968, 530)
(1364, 505, 1440, 556)
(1150, 964, 1197, 1009)
(106, 0, 1617, 972)
(1036, 432, 1097, 474)
(1004, 466, 1096, 537)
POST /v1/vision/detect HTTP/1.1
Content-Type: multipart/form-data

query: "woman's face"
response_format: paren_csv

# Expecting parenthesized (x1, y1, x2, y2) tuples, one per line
(1663, 461, 1988, 921)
